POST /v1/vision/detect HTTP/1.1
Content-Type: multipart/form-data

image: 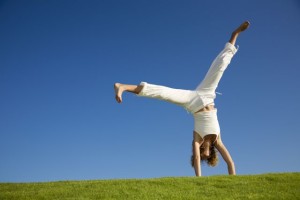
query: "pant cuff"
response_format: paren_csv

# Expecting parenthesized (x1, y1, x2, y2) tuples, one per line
(137, 81, 148, 96)
(225, 42, 238, 54)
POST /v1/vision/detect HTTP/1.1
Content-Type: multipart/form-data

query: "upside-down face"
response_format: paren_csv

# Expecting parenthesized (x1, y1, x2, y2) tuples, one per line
(200, 142, 212, 160)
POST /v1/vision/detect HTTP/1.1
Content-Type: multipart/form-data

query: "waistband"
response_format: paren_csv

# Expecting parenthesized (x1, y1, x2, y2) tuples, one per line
(194, 104, 215, 113)
(193, 108, 217, 116)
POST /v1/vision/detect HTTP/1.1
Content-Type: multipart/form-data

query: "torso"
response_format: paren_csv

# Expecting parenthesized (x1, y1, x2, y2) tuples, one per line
(194, 103, 219, 144)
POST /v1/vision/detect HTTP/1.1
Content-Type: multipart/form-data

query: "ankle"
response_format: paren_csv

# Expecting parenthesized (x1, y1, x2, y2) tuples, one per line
(232, 30, 240, 36)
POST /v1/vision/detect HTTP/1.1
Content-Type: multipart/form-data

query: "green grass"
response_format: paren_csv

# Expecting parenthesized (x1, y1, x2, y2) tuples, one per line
(0, 173, 299, 200)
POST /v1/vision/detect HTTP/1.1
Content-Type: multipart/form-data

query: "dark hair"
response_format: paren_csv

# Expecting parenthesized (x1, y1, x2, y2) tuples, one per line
(190, 144, 219, 167)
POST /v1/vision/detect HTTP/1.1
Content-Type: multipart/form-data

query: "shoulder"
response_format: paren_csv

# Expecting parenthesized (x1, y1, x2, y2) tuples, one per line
(214, 135, 225, 149)
(193, 131, 203, 143)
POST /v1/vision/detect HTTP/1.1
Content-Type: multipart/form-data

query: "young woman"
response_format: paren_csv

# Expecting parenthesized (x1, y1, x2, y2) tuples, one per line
(114, 21, 250, 176)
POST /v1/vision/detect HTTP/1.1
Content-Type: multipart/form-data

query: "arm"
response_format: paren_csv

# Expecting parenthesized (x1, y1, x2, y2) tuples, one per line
(193, 131, 203, 176)
(215, 137, 236, 175)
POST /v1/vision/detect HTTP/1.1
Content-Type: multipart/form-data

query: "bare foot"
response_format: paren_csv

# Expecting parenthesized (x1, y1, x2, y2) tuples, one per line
(114, 83, 123, 103)
(234, 21, 250, 34)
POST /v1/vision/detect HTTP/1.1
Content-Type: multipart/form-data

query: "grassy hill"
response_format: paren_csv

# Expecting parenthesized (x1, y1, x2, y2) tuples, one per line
(0, 173, 299, 200)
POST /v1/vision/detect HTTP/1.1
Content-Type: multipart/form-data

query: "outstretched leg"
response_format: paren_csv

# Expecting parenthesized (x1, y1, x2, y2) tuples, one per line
(196, 21, 250, 92)
(114, 83, 143, 103)
(229, 21, 250, 46)
(114, 82, 194, 109)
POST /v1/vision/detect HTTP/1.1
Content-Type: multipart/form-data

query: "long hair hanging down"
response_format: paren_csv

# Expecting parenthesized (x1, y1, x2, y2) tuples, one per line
(190, 144, 219, 167)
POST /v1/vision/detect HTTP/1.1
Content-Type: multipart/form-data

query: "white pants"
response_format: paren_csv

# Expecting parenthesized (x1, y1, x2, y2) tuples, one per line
(137, 42, 238, 138)
(138, 42, 238, 114)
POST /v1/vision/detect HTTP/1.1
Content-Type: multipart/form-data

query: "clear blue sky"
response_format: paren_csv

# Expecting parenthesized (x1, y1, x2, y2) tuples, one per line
(1, 0, 300, 182)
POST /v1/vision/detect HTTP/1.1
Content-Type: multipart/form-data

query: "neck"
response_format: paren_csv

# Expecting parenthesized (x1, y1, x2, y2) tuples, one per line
(203, 134, 217, 145)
